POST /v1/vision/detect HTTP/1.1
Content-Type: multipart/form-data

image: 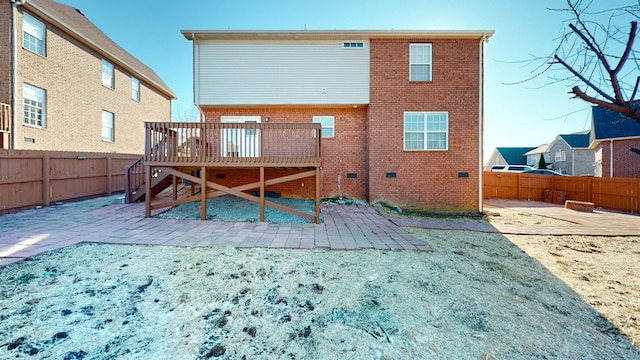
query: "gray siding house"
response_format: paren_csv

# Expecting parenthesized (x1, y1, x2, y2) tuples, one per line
(547, 131, 594, 175)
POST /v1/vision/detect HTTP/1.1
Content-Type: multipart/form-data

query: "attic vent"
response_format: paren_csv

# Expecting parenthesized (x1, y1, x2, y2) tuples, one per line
(343, 42, 364, 49)
(75, 8, 85, 16)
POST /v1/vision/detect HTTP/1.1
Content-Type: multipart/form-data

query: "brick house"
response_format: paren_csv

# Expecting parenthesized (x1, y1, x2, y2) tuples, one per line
(0, 0, 175, 152)
(181, 30, 493, 213)
(590, 106, 640, 178)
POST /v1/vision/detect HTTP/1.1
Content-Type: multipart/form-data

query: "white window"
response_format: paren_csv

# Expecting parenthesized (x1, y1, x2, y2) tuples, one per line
(312, 116, 335, 138)
(404, 112, 448, 150)
(410, 43, 432, 81)
(555, 150, 566, 162)
(102, 110, 114, 141)
(23, 13, 45, 56)
(343, 42, 365, 48)
(23, 84, 46, 128)
(102, 60, 114, 88)
(131, 77, 140, 101)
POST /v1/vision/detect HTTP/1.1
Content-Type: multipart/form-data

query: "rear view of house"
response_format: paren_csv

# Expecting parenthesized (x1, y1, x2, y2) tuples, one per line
(181, 30, 493, 213)
(0, 0, 175, 153)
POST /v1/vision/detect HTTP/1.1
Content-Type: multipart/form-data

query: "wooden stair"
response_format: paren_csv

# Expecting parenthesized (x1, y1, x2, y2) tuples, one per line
(125, 156, 173, 204)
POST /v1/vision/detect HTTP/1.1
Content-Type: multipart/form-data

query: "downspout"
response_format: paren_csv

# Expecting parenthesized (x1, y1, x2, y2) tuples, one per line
(478, 33, 487, 213)
(11, 0, 20, 149)
(571, 148, 575, 175)
(609, 140, 614, 177)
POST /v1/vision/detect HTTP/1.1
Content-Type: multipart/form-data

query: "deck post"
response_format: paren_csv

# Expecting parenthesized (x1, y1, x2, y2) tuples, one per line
(315, 166, 320, 224)
(260, 167, 265, 222)
(145, 166, 151, 217)
(201, 166, 207, 220)
(172, 174, 177, 200)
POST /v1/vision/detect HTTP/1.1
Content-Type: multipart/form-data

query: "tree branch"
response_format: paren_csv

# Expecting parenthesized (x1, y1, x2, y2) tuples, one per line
(572, 86, 640, 121)
(613, 21, 637, 75)
(554, 55, 616, 102)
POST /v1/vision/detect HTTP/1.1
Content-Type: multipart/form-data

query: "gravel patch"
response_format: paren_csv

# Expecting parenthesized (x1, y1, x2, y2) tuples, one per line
(155, 195, 321, 224)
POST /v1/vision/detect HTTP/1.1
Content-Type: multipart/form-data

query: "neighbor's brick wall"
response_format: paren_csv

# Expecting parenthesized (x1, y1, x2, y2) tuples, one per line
(0, 1, 11, 105)
(598, 139, 640, 178)
(201, 107, 368, 199)
(368, 38, 481, 212)
(15, 9, 171, 153)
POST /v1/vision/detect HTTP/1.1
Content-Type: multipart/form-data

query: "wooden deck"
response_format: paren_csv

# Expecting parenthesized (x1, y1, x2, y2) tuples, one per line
(140, 122, 322, 223)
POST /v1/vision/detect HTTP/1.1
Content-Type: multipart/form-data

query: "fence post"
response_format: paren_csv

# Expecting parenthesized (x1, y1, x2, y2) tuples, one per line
(106, 154, 112, 195)
(42, 152, 50, 206)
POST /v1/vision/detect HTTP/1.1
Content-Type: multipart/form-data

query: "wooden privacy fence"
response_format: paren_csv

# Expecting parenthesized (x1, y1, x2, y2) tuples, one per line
(483, 171, 640, 213)
(0, 150, 140, 213)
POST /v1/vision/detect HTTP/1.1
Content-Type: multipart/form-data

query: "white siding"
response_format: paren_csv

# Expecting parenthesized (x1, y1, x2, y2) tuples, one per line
(195, 40, 370, 105)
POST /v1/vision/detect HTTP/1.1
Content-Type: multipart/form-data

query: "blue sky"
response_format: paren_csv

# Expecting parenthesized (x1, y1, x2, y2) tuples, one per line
(56, 0, 633, 162)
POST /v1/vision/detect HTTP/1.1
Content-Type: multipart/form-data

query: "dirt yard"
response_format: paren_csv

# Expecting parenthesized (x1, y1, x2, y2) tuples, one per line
(0, 204, 638, 359)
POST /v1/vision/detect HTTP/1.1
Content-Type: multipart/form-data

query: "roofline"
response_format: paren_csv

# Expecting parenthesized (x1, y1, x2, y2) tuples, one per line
(589, 135, 640, 149)
(181, 29, 495, 42)
(23, 2, 177, 99)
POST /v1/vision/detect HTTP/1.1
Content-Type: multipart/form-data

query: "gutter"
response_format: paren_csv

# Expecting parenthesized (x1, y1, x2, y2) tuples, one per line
(11, 0, 20, 149)
(478, 33, 488, 214)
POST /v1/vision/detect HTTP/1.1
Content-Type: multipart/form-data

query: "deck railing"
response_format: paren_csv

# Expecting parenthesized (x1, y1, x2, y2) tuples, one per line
(0, 103, 10, 134)
(144, 122, 322, 167)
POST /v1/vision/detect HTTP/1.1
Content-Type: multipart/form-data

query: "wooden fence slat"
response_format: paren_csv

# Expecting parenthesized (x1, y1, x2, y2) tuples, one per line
(0, 150, 140, 214)
(483, 171, 640, 213)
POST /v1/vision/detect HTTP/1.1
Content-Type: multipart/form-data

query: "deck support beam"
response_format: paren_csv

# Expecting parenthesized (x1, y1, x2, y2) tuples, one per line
(145, 166, 151, 217)
(200, 166, 207, 220)
(260, 167, 265, 222)
(145, 166, 320, 223)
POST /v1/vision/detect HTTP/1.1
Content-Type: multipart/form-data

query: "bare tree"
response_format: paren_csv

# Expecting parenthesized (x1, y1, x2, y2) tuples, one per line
(546, 0, 640, 122)
(172, 104, 202, 123)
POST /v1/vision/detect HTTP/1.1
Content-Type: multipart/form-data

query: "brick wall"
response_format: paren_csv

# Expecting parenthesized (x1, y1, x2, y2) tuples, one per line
(14, 8, 171, 153)
(0, 1, 11, 105)
(201, 107, 368, 199)
(599, 139, 640, 178)
(367, 38, 481, 212)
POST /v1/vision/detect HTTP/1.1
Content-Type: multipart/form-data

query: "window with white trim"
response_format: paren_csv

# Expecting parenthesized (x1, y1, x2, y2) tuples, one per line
(409, 43, 432, 81)
(131, 77, 140, 101)
(404, 112, 448, 150)
(102, 60, 114, 88)
(23, 84, 46, 128)
(313, 116, 335, 138)
(555, 150, 566, 162)
(102, 110, 114, 141)
(23, 13, 46, 56)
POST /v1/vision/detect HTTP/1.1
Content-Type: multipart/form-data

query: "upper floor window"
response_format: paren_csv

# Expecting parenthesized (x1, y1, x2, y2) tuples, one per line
(131, 77, 140, 101)
(102, 60, 114, 88)
(23, 84, 46, 128)
(343, 42, 365, 48)
(313, 116, 335, 138)
(410, 43, 432, 82)
(555, 150, 566, 162)
(404, 111, 448, 150)
(23, 13, 46, 56)
(102, 110, 114, 141)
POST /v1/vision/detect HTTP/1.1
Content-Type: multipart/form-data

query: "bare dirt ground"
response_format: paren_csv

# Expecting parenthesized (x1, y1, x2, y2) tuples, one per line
(0, 204, 638, 359)
(483, 205, 640, 351)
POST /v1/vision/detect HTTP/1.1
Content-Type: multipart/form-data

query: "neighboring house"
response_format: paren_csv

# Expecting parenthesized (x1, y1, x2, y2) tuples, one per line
(524, 143, 550, 168)
(546, 130, 594, 176)
(0, 0, 176, 152)
(182, 29, 494, 213)
(590, 106, 640, 178)
(484, 147, 535, 171)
